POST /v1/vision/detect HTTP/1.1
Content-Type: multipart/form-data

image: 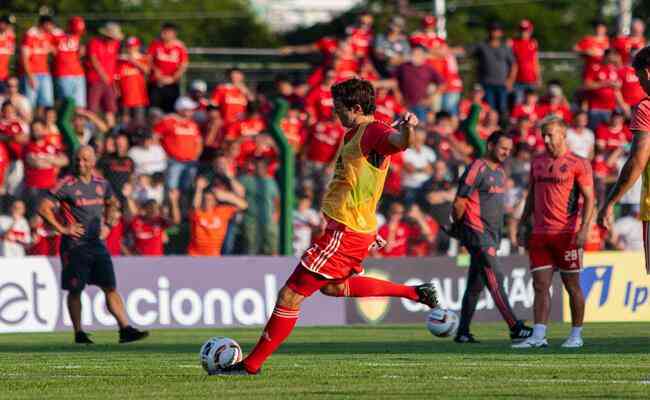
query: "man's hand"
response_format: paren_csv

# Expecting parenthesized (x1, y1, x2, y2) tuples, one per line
(122, 182, 133, 199)
(28, 75, 37, 89)
(597, 203, 615, 232)
(393, 111, 419, 129)
(63, 223, 85, 238)
(575, 228, 589, 249)
(195, 176, 210, 191)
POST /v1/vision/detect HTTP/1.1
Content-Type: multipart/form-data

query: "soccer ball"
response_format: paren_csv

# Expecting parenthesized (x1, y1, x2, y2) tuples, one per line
(199, 337, 243, 374)
(426, 308, 459, 338)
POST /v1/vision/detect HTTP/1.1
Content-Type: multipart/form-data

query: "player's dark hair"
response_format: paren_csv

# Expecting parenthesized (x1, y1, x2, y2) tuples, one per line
(632, 46, 650, 70)
(38, 15, 53, 26)
(331, 78, 376, 115)
(161, 22, 177, 31)
(487, 130, 513, 146)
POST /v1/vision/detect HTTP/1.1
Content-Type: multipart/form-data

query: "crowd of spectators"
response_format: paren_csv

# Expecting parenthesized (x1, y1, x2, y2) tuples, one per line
(0, 11, 645, 258)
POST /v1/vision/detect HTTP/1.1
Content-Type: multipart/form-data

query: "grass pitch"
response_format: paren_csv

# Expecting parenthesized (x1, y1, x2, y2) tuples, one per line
(1, 322, 649, 399)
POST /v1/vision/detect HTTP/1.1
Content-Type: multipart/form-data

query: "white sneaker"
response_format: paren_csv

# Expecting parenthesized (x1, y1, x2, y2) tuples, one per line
(511, 336, 548, 348)
(561, 336, 583, 348)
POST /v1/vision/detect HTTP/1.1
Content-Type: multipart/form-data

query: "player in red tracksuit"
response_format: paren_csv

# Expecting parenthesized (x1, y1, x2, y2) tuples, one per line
(514, 116, 595, 349)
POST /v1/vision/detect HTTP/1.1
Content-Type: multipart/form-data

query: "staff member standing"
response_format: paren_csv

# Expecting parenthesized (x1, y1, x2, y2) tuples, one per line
(451, 131, 532, 344)
(39, 146, 149, 344)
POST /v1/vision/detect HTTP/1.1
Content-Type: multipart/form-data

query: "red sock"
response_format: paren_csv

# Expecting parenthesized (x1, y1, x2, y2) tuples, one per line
(341, 276, 419, 301)
(243, 305, 299, 373)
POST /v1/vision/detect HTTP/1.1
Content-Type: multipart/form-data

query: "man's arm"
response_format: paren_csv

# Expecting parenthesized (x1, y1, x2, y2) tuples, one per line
(599, 132, 650, 229)
(575, 174, 596, 248)
(214, 188, 248, 210)
(387, 112, 418, 150)
(38, 198, 84, 238)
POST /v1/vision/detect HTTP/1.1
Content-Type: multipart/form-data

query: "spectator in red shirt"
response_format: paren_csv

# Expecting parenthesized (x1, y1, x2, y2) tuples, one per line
(0, 15, 15, 92)
(510, 88, 542, 125)
(210, 68, 252, 126)
(52, 16, 86, 108)
(346, 11, 373, 60)
(23, 118, 69, 212)
(574, 19, 610, 77)
(127, 199, 169, 256)
(510, 19, 540, 104)
(27, 214, 60, 256)
(153, 96, 203, 194)
(376, 202, 417, 257)
(406, 204, 439, 256)
(584, 49, 628, 131)
(0, 101, 29, 196)
(538, 81, 572, 123)
(619, 62, 646, 107)
(611, 18, 646, 66)
(304, 69, 335, 123)
(117, 36, 150, 123)
(85, 22, 123, 127)
(20, 15, 57, 108)
(148, 22, 188, 113)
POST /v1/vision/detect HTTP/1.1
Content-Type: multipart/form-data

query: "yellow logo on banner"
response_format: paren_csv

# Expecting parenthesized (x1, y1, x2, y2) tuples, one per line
(355, 270, 391, 324)
(563, 252, 650, 322)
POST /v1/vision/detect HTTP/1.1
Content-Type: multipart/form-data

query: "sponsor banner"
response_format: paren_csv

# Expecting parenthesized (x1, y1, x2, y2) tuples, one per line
(565, 252, 650, 322)
(0, 257, 345, 333)
(346, 256, 564, 325)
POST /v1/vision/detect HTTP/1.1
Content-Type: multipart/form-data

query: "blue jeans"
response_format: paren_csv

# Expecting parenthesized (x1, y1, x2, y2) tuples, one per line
(165, 159, 198, 191)
(513, 83, 537, 105)
(482, 83, 509, 116)
(21, 74, 54, 107)
(409, 105, 430, 123)
(56, 76, 86, 108)
(588, 109, 612, 132)
(441, 92, 461, 116)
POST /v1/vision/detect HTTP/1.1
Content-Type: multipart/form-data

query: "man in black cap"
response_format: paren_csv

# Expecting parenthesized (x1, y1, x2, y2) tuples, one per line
(470, 22, 517, 124)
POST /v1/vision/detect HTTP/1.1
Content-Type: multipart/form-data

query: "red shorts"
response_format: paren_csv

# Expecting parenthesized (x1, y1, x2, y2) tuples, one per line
(299, 219, 376, 280)
(286, 265, 348, 297)
(528, 232, 582, 273)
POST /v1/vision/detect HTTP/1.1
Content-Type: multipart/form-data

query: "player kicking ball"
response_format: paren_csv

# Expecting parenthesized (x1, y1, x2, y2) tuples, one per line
(513, 116, 595, 349)
(215, 78, 439, 375)
(39, 146, 149, 344)
(450, 131, 533, 344)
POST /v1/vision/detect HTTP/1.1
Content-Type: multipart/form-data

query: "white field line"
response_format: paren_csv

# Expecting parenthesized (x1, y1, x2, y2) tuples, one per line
(440, 375, 650, 386)
(363, 362, 650, 369)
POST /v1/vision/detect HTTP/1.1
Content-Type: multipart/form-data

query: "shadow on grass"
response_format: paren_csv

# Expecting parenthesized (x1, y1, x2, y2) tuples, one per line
(2, 337, 648, 356)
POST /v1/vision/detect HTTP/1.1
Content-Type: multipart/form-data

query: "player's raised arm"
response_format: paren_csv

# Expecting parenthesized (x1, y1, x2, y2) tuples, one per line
(387, 112, 419, 150)
(598, 131, 650, 230)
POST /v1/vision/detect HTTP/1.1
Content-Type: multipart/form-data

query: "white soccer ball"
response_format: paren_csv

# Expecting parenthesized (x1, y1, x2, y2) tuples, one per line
(199, 337, 243, 374)
(426, 308, 459, 338)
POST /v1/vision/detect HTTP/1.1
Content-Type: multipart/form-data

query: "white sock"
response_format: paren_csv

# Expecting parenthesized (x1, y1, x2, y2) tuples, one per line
(570, 326, 583, 338)
(533, 324, 546, 339)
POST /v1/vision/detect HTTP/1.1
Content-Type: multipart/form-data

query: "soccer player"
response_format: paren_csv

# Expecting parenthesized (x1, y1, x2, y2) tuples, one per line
(216, 78, 439, 375)
(452, 131, 533, 344)
(513, 116, 595, 348)
(598, 46, 650, 275)
(38, 146, 149, 344)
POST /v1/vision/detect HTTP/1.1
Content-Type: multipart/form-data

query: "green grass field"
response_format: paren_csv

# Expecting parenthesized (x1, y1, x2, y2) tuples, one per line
(1, 323, 649, 399)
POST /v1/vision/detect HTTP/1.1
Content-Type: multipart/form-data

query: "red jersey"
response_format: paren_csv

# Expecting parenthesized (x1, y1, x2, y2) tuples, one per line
(305, 120, 344, 163)
(595, 123, 632, 152)
(304, 85, 334, 122)
(0, 30, 15, 80)
(223, 115, 266, 141)
(105, 219, 124, 256)
(538, 101, 573, 123)
(611, 35, 646, 65)
(375, 92, 405, 121)
(442, 53, 463, 93)
(530, 152, 593, 234)
(153, 115, 202, 162)
(409, 31, 447, 74)
(281, 111, 307, 152)
(509, 37, 539, 84)
(24, 139, 61, 189)
(85, 37, 120, 84)
(619, 65, 646, 106)
(333, 54, 359, 82)
(129, 216, 167, 256)
(211, 83, 247, 125)
(0, 119, 28, 160)
(409, 217, 440, 256)
(117, 55, 149, 107)
(346, 27, 372, 58)
(20, 27, 51, 75)
(378, 222, 413, 257)
(147, 39, 188, 81)
(575, 35, 610, 75)
(0, 141, 8, 187)
(28, 221, 60, 256)
(315, 37, 338, 64)
(585, 63, 620, 110)
(510, 102, 542, 124)
(52, 33, 84, 77)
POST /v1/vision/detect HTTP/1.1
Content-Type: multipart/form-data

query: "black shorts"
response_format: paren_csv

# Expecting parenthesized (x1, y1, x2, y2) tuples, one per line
(60, 242, 116, 292)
